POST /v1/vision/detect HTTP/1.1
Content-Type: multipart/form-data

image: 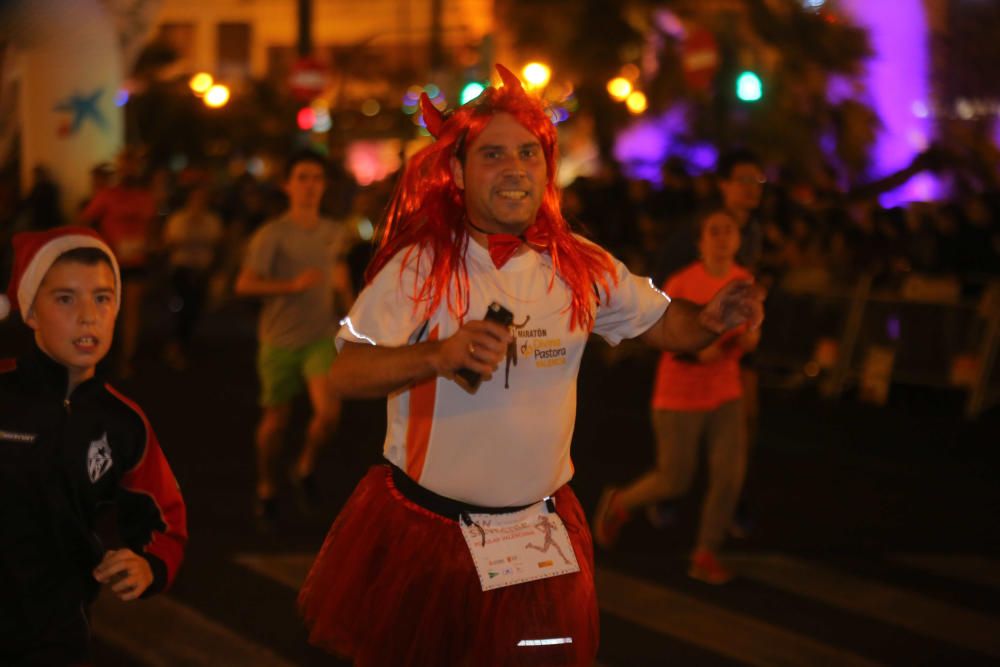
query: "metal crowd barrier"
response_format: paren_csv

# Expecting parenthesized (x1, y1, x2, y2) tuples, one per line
(756, 274, 1000, 418)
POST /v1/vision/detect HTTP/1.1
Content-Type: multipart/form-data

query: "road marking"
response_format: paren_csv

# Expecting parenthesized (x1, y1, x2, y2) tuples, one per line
(729, 553, 1000, 659)
(890, 554, 1000, 591)
(91, 589, 297, 667)
(596, 567, 882, 667)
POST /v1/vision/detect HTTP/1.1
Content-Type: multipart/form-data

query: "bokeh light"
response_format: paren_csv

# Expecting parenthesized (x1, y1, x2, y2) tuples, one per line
(620, 64, 640, 81)
(522, 62, 551, 88)
(607, 77, 633, 101)
(297, 107, 316, 131)
(203, 84, 230, 108)
(189, 72, 213, 96)
(547, 106, 570, 124)
(356, 218, 374, 241)
(313, 109, 332, 133)
(736, 71, 763, 102)
(460, 81, 486, 105)
(625, 90, 648, 114)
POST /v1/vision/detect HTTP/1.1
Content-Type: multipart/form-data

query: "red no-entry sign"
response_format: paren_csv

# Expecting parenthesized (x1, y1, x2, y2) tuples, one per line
(289, 56, 329, 101)
(681, 28, 719, 92)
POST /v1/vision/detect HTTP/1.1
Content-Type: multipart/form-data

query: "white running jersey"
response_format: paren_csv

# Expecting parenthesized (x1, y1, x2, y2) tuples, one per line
(337, 237, 669, 507)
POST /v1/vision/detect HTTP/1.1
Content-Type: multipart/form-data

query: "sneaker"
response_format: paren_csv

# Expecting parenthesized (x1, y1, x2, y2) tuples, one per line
(592, 487, 629, 549)
(645, 500, 679, 529)
(289, 470, 319, 515)
(688, 549, 734, 585)
(255, 496, 279, 534)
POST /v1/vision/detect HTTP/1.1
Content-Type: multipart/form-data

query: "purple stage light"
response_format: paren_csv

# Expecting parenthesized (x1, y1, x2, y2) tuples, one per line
(613, 105, 717, 182)
(841, 0, 940, 206)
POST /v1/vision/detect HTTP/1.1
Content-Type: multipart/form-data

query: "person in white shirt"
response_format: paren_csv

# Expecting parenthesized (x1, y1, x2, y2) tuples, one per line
(161, 182, 223, 369)
(298, 65, 763, 666)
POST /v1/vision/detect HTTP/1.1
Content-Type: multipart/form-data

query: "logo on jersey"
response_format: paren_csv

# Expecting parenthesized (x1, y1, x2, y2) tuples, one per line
(87, 432, 113, 483)
(516, 325, 567, 368)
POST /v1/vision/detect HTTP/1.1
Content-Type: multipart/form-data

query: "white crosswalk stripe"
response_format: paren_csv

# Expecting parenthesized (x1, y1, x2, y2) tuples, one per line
(728, 553, 1000, 659)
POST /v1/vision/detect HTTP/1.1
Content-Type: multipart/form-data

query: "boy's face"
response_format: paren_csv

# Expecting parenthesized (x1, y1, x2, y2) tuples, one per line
(25, 260, 118, 386)
(699, 211, 741, 264)
(718, 163, 765, 215)
(284, 161, 326, 212)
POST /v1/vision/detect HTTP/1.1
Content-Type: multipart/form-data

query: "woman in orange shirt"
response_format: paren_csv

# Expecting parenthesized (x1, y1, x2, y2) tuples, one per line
(594, 208, 760, 584)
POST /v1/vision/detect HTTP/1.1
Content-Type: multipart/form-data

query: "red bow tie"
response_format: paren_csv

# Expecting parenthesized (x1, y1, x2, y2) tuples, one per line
(485, 225, 550, 269)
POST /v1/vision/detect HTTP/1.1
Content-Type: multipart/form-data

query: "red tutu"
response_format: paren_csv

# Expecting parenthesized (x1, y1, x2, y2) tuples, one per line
(298, 466, 598, 666)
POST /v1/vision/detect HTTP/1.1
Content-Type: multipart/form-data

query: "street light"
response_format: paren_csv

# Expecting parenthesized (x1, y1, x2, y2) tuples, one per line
(203, 84, 230, 108)
(522, 62, 551, 89)
(625, 90, 647, 114)
(189, 72, 214, 96)
(607, 77, 632, 101)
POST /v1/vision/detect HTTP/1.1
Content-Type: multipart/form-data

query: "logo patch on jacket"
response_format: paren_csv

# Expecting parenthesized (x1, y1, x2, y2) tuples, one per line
(87, 433, 113, 483)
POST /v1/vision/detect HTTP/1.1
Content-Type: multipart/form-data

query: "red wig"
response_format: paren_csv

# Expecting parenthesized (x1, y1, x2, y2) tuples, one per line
(367, 65, 617, 331)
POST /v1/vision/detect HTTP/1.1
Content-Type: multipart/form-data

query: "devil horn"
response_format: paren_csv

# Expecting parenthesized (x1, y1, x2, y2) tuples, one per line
(495, 63, 526, 94)
(419, 93, 446, 138)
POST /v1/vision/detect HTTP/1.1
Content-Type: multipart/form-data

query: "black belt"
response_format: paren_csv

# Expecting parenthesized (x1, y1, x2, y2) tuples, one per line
(388, 463, 538, 520)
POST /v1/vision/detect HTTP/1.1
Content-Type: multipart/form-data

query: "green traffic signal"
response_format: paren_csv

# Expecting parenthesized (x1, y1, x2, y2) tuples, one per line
(736, 71, 763, 102)
(460, 81, 486, 105)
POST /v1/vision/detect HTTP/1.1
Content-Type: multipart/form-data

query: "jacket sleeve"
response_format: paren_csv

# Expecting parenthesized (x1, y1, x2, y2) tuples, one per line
(108, 386, 188, 595)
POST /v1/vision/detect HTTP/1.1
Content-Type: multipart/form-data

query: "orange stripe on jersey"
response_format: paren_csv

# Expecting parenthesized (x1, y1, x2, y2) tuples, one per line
(405, 324, 439, 480)
(0, 358, 16, 374)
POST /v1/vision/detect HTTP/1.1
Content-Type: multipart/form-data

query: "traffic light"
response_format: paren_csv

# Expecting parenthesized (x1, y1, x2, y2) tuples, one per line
(297, 107, 316, 131)
(736, 71, 763, 102)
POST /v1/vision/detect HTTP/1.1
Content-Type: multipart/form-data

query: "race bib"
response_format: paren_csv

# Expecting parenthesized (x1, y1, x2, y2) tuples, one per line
(460, 497, 580, 591)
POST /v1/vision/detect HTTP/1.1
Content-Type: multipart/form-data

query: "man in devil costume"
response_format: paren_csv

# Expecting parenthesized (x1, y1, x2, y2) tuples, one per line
(298, 65, 763, 666)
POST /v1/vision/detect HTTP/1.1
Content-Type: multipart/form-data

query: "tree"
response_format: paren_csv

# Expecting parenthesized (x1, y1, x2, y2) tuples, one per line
(502, 0, 875, 182)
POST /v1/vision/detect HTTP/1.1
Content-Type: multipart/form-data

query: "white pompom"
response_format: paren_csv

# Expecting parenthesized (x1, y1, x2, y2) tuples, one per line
(0, 294, 9, 320)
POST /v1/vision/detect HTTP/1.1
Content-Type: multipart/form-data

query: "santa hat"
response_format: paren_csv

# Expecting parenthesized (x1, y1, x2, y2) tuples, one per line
(0, 227, 121, 321)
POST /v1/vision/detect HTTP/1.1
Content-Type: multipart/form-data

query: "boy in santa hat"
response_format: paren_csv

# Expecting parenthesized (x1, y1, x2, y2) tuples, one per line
(0, 227, 187, 665)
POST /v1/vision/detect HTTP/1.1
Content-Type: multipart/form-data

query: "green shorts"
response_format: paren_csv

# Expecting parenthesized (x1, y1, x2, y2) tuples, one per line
(257, 337, 336, 407)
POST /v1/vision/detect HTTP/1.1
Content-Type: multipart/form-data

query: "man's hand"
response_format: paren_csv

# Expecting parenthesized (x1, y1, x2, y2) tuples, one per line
(93, 549, 153, 601)
(434, 320, 512, 382)
(291, 268, 323, 292)
(698, 280, 765, 335)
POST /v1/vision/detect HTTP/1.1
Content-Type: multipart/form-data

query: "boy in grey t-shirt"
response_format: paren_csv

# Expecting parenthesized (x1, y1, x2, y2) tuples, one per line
(236, 149, 351, 530)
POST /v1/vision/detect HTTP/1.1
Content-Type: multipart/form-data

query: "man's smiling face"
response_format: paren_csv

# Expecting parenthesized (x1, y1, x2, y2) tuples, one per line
(451, 112, 548, 235)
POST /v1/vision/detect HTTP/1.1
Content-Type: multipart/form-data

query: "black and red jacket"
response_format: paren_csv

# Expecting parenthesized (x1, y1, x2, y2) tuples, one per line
(0, 344, 187, 630)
